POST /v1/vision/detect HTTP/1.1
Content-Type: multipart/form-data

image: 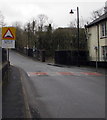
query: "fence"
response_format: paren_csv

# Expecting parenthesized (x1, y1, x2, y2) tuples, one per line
(88, 61, 107, 68)
(16, 47, 45, 62)
(55, 50, 107, 68)
(55, 50, 89, 66)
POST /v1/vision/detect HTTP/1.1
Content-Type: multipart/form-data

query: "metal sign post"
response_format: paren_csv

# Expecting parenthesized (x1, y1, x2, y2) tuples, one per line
(94, 46, 98, 72)
(2, 27, 16, 58)
(1, 27, 16, 78)
(7, 49, 9, 63)
(96, 50, 98, 72)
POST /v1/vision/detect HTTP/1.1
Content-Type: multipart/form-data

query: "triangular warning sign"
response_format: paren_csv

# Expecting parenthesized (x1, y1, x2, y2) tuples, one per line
(3, 28, 14, 39)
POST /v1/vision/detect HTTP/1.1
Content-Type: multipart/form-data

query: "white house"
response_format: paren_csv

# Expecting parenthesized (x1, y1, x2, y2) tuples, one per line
(86, 11, 107, 62)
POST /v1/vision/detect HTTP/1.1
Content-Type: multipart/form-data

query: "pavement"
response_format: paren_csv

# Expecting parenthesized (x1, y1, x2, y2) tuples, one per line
(47, 63, 107, 75)
(2, 65, 31, 119)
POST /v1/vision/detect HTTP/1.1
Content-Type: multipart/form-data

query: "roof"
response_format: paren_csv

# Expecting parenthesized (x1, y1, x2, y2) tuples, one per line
(86, 12, 107, 28)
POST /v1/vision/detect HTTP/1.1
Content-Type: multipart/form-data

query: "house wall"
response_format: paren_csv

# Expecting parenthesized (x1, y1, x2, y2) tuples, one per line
(87, 21, 107, 62)
(99, 22, 107, 61)
(87, 26, 98, 61)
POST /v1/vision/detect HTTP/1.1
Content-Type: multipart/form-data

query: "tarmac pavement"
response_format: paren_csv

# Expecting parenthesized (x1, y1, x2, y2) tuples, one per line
(2, 65, 30, 119)
(47, 63, 107, 75)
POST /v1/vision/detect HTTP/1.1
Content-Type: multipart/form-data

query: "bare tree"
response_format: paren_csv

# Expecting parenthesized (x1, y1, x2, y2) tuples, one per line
(90, 7, 104, 21)
(69, 19, 77, 28)
(37, 14, 48, 31)
(0, 11, 5, 27)
(69, 17, 87, 28)
(12, 21, 22, 28)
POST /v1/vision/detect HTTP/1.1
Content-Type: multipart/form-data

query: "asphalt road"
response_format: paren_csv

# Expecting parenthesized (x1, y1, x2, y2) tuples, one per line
(9, 50, 105, 118)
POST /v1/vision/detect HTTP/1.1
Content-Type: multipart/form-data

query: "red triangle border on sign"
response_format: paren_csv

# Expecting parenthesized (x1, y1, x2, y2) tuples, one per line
(3, 28, 14, 39)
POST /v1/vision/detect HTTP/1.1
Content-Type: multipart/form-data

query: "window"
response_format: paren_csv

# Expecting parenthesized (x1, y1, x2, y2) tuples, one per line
(106, 22, 107, 36)
(102, 46, 107, 61)
(101, 22, 107, 37)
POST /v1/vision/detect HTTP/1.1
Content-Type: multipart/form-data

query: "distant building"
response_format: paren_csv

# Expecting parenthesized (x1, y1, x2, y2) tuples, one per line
(86, 12, 107, 62)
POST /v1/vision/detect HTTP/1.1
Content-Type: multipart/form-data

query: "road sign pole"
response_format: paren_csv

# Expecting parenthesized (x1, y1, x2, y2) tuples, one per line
(7, 48, 10, 81)
(96, 50, 98, 72)
(94, 46, 98, 72)
(7, 49, 9, 63)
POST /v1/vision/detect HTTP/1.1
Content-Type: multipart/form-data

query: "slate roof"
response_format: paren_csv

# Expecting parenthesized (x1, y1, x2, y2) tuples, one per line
(86, 12, 107, 27)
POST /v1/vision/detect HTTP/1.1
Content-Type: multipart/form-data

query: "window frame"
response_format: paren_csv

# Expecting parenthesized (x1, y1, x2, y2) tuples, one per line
(101, 46, 107, 61)
(100, 21, 107, 38)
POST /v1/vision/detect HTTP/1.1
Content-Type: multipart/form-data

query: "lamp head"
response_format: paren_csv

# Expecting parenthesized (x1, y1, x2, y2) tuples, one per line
(70, 9, 74, 14)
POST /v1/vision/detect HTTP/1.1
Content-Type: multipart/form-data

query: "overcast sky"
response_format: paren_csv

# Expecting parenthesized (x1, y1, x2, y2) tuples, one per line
(0, 0, 106, 28)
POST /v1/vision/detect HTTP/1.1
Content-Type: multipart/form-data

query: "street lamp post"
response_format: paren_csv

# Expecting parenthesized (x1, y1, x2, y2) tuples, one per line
(94, 46, 98, 72)
(70, 7, 80, 67)
(77, 7, 80, 67)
